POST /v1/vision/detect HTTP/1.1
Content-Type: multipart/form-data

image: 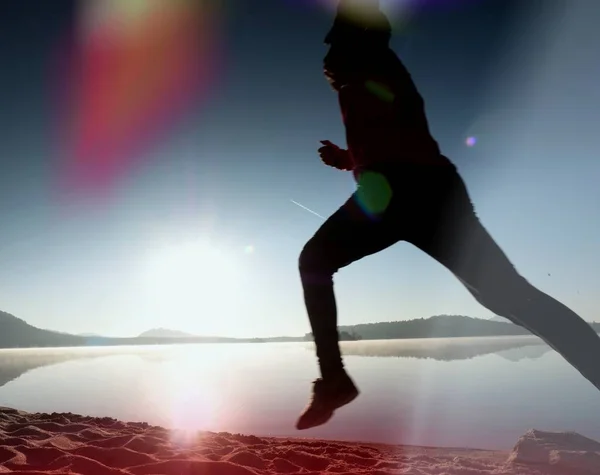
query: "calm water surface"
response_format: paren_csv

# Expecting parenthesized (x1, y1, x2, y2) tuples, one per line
(0, 336, 599, 450)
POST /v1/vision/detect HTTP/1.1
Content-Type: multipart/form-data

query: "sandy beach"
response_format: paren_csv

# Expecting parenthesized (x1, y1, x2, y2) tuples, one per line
(1, 407, 598, 474)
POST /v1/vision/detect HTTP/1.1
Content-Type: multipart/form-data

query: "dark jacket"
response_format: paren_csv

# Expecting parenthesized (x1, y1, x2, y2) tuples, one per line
(337, 49, 451, 173)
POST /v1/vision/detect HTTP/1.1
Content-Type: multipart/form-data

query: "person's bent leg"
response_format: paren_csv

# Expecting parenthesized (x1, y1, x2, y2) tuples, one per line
(297, 192, 403, 429)
(417, 176, 600, 392)
(299, 194, 402, 379)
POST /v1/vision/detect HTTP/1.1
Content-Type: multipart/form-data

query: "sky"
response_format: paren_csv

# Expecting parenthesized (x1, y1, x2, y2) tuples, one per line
(0, 0, 599, 338)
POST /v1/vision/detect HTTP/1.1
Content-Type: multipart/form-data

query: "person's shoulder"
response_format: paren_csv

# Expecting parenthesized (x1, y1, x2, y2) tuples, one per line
(339, 82, 369, 99)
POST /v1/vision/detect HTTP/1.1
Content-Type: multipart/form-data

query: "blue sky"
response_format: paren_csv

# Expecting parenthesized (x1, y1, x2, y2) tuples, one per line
(0, 0, 599, 338)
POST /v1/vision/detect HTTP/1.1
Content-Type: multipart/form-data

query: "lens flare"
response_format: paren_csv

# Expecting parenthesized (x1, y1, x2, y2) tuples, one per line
(355, 171, 393, 218)
(51, 0, 223, 199)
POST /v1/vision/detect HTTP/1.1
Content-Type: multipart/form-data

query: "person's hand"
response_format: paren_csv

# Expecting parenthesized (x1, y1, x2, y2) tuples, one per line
(318, 140, 354, 171)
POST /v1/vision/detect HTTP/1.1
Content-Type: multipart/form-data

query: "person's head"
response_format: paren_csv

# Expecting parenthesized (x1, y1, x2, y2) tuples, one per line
(323, 1, 391, 90)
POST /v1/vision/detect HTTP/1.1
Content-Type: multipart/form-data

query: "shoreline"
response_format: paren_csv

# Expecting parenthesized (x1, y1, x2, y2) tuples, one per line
(0, 333, 543, 351)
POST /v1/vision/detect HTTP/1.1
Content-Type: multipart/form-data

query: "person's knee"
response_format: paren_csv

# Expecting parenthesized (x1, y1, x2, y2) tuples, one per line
(299, 239, 336, 283)
(299, 239, 323, 273)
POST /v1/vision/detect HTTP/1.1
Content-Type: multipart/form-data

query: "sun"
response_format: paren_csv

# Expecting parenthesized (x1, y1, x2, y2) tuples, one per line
(148, 240, 238, 287)
(141, 239, 243, 331)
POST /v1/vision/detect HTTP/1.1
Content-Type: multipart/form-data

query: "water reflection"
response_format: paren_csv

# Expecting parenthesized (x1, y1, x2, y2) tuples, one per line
(495, 344, 551, 362)
(0, 336, 548, 390)
(0, 337, 599, 450)
(0, 346, 172, 388)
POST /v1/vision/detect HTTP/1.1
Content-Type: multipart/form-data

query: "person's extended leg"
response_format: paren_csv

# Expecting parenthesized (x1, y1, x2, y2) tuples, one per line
(297, 188, 404, 430)
(415, 172, 600, 392)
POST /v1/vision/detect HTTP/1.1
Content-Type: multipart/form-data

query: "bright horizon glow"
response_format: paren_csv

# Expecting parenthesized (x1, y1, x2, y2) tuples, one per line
(140, 240, 244, 335)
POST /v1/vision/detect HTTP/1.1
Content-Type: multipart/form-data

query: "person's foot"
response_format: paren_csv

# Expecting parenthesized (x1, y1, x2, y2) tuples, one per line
(295, 372, 359, 430)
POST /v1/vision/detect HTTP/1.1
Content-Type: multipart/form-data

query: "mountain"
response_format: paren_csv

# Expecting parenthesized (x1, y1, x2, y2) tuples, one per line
(138, 328, 196, 338)
(0, 312, 241, 348)
(0, 311, 85, 348)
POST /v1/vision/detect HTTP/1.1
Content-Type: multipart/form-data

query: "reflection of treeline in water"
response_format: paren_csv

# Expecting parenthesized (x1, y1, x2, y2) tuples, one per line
(339, 315, 600, 340)
(0, 337, 550, 391)
(337, 336, 549, 361)
(0, 351, 90, 388)
(0, 347, 177, 389)
(304, 331, 362, 341)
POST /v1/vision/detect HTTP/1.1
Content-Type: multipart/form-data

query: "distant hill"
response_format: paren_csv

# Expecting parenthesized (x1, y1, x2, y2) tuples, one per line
(0, 310, 598, 349)
(489, 316, 511, 323)
(138, 328, 196, 338)
(0, 311, 85, 348)
(339, 315, 600, 340)
(0, 311, 244, 348)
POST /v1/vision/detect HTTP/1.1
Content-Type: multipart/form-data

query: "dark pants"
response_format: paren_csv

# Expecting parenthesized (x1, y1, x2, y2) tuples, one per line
(299, 164, 600, 391)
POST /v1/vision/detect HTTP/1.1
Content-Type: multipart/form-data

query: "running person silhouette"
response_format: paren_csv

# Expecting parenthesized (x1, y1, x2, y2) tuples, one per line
(296, 0, 600, 430)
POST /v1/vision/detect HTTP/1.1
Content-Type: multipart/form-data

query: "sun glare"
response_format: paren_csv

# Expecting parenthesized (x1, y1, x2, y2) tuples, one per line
(142, 240, 243, 331)
(149, 241, 238, 285)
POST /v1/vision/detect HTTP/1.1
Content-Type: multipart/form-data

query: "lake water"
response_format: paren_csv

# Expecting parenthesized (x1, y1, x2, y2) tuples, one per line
(0, 336, 599, 451)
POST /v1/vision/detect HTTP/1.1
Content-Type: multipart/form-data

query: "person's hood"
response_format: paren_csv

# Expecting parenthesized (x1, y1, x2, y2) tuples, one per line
(324, 0, 391, 46)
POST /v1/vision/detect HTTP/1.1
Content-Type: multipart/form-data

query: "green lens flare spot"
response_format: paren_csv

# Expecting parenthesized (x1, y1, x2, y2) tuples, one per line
(365, 80, 395, 103)
(356, 171, 393, 215)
